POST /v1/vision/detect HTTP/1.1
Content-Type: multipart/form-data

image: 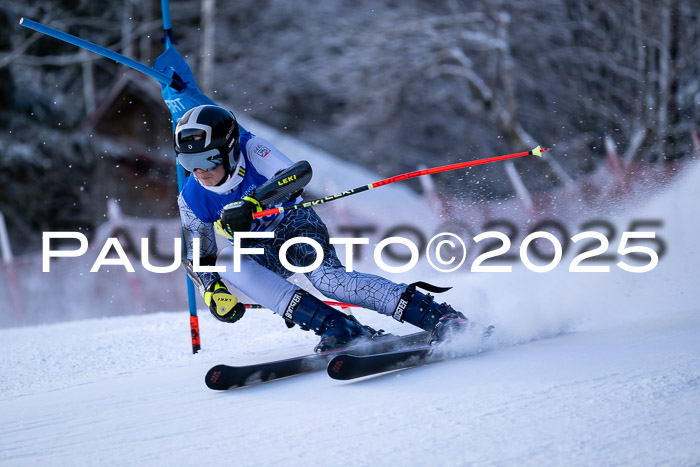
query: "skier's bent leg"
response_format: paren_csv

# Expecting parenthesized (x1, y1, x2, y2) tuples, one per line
(392, 283, 492, 343)
(307, 263, 406, 316)
(308, 263, 486, 342)
(282, 290, 376, 352)
(217, 246, 298, 315)
(272, 207, 487, 343)
(217, 246, 375, 351)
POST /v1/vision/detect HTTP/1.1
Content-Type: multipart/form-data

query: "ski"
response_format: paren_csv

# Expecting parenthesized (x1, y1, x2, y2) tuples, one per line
(327, 325, 496, 380)
(326, 346, 432, 380)
(205, 331, 430, 390)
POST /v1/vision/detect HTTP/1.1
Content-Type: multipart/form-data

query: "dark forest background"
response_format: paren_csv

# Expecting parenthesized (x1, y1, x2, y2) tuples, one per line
(1, 0, 699, 254)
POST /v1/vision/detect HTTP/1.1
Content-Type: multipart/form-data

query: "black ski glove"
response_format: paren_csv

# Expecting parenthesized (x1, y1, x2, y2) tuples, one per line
(218, 196, 263, 237)
(204, 281, 246, 323)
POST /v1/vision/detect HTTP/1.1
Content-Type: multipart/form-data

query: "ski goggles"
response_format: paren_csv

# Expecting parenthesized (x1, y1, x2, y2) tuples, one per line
(176, 148, 224, 172)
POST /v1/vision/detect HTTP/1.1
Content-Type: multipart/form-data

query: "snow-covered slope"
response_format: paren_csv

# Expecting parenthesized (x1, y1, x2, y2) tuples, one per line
(1, 160, 699, 465)
(1, 309, 698, 466)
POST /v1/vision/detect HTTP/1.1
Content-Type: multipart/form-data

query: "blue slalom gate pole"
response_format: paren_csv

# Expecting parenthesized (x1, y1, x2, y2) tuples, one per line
(20, 11, 201, 353)
(159, 0, 202, 354)
(18, 18, 185, 90)
(161, 0, 175, 44)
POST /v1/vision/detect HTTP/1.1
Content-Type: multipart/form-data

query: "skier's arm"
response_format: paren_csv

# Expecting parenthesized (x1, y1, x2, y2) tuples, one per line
(244, 136, 297, 179)
(178, 194, 246, 323)
(216, 136, 312, 236)
(218, 160, 312, 235)
(245, 136, 314, 207)
(251, 159, 312, 208)
(178, 193, 221, 291)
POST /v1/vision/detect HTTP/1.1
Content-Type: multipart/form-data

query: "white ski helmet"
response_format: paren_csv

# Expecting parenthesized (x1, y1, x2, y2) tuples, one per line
(174, 105, 240, 174)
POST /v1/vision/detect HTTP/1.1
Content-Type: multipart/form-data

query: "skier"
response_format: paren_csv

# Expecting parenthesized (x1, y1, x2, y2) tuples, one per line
(176, 104, 480, 351)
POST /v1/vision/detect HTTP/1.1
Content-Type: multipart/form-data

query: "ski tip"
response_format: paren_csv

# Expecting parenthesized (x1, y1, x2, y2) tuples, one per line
(205, 364, 235, 390)
(327, 355, 355, 380)
(327, 356, 345, 379)
(19, 18, 25, 25)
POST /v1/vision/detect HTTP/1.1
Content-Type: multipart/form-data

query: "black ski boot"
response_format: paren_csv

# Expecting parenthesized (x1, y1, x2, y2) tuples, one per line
(392, 282, 491, 343)
(283, 290, 376, 352)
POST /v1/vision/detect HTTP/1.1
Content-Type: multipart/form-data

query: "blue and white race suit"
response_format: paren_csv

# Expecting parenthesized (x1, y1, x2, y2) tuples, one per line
(179, 130, 406, 318)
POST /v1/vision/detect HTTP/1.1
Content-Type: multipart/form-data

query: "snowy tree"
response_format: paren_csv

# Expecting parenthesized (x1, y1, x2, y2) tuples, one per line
(1, 0, 699, 253)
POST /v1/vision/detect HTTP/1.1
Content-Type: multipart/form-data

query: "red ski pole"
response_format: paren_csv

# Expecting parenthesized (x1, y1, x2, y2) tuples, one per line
(254, 146, 548, 219)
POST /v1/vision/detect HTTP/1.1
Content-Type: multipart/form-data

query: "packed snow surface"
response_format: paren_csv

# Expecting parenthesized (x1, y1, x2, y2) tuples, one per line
(2, 161, 700, 466)
(1, 308, 699, 466)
